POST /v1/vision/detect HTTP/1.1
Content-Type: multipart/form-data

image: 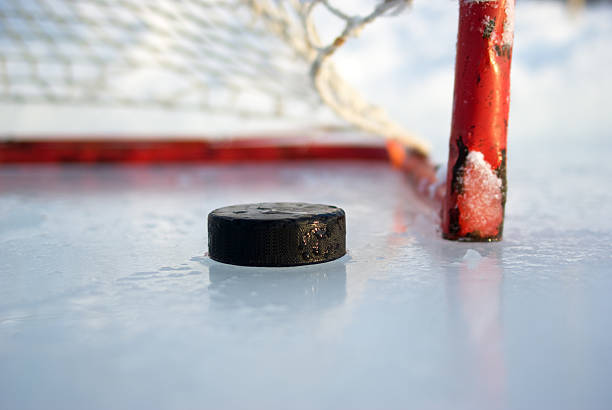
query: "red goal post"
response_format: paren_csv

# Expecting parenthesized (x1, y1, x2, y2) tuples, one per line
(443, 0, 514, 241)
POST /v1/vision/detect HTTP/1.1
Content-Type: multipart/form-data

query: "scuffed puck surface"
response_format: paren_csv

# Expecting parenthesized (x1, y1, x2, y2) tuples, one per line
(208, 202, 346, 266)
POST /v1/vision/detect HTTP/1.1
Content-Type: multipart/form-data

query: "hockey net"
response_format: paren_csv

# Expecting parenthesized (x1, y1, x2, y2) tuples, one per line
(0, 0, 428, 153)
(0, 0, 515, 242)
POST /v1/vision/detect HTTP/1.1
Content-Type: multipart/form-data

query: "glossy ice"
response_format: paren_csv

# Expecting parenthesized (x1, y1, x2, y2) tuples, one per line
(1, 141, 611, 409)
(2, 1, 612, 408)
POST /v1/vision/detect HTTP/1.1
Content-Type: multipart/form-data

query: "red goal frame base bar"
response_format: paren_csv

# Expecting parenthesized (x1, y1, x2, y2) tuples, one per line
(0, 137, 441, 220)
(0, 139, 390, 164)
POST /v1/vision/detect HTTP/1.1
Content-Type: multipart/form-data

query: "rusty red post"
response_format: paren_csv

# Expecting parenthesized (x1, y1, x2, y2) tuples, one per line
(442, 0, 515, 241)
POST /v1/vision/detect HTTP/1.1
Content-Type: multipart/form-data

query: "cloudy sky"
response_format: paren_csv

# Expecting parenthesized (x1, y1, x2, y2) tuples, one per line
(331, 0, 612, 160)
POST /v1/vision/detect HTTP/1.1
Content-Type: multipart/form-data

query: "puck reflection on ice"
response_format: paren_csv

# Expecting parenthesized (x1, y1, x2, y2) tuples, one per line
(208, 259, 346, 312)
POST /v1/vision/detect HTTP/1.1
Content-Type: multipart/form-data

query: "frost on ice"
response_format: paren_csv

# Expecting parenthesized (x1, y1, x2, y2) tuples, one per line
(457, 151, 503, 237)
(462, 249, 483, 270)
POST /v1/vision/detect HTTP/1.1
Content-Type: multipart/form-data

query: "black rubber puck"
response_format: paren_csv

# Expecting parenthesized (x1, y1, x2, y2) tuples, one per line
(208, 202, 346, 267)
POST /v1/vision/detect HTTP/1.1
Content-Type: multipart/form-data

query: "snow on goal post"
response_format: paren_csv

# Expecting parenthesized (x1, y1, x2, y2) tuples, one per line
(0, 0, 515, 242)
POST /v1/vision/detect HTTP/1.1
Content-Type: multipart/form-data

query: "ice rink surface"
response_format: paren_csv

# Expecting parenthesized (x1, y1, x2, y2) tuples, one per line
(2, 1, 612, 409)
(1, 136, 611, 410)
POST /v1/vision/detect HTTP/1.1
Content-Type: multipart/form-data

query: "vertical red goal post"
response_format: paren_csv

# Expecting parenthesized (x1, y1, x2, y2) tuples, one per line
(443, 0, 514, 241)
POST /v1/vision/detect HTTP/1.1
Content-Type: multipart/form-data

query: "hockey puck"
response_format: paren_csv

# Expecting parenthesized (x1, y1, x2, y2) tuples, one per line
(208, 202, 346, 267)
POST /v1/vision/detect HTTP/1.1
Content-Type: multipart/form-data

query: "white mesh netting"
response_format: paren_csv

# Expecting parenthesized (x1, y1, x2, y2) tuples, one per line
(0, 0, 429, 153)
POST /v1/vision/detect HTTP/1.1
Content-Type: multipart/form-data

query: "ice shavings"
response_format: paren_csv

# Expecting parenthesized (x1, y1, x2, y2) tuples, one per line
(502, 0, 515, 46)
(457, 151, 503, 237)
(462, 249, 483, 269)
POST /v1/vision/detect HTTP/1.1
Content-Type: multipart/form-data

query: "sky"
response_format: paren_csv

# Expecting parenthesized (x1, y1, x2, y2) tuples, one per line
(331, 0, 612, 160)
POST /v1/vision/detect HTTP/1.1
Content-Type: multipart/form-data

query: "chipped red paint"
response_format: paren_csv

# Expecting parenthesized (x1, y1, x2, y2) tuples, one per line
(443, 0, 514, 241)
